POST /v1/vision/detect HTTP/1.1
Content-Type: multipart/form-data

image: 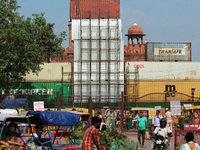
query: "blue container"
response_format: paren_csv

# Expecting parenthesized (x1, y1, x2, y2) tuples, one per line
(146, 42, 191, 61)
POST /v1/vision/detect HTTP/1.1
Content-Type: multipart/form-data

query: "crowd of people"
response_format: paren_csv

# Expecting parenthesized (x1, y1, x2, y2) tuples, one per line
(82, 108, 123, 150)
(134, 108, 200, 150)
(1, 107, 200, 149)
(133, 108, 173, 149)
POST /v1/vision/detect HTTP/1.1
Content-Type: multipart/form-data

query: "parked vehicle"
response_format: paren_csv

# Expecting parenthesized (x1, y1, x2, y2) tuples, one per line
(0, 110, 90, 150)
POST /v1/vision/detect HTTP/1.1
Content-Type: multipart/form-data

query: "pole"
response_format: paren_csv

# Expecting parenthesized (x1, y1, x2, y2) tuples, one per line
(61, 66, 63, 98)
(88, 96, 93, 127)
(174, 130, 178, 149)
(120, 91, 124, 132)
(57, 92, 60, 110)
(14, 97, 16, 109)
(165, 93, 167, 110)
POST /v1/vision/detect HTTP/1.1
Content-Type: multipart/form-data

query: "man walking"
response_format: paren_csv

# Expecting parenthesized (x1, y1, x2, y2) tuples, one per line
(165, 108, 172, 128)
(136, 112, 148, 148)
(82, 117, 105, 150)
(105, 108, 111, 127)
(152, 110, 162, 130)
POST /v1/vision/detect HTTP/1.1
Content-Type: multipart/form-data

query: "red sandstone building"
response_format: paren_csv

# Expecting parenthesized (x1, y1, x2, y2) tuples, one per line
(124, 23, 146, 62)
(70, 0, 120, 19)
(52, 0, 147, 63)
(53, 0, 189, 63)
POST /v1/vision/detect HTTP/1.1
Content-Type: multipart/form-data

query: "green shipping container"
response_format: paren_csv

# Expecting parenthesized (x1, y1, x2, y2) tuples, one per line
(0, 82, 72, 99)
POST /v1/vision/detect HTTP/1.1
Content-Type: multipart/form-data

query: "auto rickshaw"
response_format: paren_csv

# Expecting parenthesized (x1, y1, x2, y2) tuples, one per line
(131, 107, 157, 131)
(178, 105, 200, 129)
(63, 107, 96, 116)
(0, 110, 90, 150)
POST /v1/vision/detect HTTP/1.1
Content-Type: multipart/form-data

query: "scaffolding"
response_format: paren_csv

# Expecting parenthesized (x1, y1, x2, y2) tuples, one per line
(72, 9, 124, 108)
(125, 64, 139, 106)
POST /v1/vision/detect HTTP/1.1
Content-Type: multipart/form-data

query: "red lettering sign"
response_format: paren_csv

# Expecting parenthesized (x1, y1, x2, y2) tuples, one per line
(133, 64, 145, 68)
(184, 124, 200, 131)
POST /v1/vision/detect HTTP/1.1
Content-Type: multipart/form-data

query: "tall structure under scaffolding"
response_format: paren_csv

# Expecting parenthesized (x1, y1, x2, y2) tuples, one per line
(125, 63, 139, 107)
(70, 0, 124, 108)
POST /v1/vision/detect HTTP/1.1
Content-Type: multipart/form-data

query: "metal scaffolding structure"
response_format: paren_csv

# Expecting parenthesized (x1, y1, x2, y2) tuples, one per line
(125, 64, 139, 106)
(71, 9, 124, 108)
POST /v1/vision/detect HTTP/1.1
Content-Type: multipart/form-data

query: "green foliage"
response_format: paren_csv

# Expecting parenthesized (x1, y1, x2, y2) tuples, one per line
(73, 122, 85, 138)
(99, 128, 139, 149)
(100, 129, 127, 148)
(0, 0, 67, 89)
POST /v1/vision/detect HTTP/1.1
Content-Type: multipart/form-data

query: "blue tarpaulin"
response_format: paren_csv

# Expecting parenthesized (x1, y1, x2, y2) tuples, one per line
(28, 111, 81, 126)
(2, 98, 27, 108)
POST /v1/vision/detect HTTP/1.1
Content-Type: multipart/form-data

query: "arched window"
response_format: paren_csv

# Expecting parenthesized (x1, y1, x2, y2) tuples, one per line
(133, 38, 137, 44)
(139, 38, 142, 44)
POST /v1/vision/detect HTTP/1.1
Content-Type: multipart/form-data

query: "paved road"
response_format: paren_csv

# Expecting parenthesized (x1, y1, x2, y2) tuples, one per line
(125, 129, 175, 150)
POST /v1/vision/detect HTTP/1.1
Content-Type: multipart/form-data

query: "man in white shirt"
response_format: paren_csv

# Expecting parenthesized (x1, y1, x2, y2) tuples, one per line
(105, 109, 111, 127)
(151, 118, 172, 149)
(165, 108, 172, 128)
(152, 110, 163, 130)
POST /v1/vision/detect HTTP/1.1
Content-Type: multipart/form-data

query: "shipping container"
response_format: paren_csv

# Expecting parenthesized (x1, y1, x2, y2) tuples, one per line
(127, 80, 200, 103)
(145, 42, 191, 61)
(70, 0, 120, 19)
(25, 63, 71, 82)
(125, 62, 200, 80)
(0, 82, 72, 99)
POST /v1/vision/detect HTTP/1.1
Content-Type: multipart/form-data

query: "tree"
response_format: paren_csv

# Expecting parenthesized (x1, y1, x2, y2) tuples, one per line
(0, 0, 67, 91)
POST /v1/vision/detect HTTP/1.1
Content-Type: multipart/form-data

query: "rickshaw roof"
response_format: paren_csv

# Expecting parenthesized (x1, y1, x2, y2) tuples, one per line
(131, 107, 156, 111)
(66, 111, 90, 121)
(0, 111, 90, 126)
(0, 113, 26, 122)
(66, 110, 89, 115)
(185, 106, 200, 110)
(131, 107, 157, 120)
(28, 111, 82, 126)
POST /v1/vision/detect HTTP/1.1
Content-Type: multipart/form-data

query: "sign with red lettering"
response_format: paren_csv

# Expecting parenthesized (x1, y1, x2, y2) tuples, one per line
(34, 101, 44, 111)
(133, 64, 145, 68)
(184, 124, 200, 131)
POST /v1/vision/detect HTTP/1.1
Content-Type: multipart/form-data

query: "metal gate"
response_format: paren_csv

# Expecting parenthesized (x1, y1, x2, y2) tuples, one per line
(0, 93, 60, 110)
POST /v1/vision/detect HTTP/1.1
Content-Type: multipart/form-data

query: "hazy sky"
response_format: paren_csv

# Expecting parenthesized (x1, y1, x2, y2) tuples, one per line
(17, 0, 200, 61)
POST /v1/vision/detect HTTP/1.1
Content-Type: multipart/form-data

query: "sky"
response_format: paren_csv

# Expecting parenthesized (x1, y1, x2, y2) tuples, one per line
(17, 0, 200, 61)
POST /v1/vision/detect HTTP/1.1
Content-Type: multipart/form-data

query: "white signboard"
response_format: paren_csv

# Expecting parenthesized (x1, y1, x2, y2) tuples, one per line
(154, 48, 185, 56)
(170, 100, 181, 108)
(34, 101, 44, 111)
(184, 104, 192, 108)
(154, 106, 161, 110)
(170, 100, 181, 116)
(171, 108, 181, 116)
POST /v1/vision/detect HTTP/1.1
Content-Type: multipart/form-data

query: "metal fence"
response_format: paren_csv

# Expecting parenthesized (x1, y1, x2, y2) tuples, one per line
(125, 92, 198, 108)
(0, 93, 58, 110)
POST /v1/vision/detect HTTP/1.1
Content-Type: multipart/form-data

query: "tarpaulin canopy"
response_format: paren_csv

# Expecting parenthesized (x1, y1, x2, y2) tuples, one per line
(28, 111, 81, 126)
(2, 98, 27, 108)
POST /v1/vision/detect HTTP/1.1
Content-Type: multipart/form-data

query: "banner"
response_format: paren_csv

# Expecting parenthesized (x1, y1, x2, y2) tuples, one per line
(34, 101, 44, 111)
(154, 106, 161, 110)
